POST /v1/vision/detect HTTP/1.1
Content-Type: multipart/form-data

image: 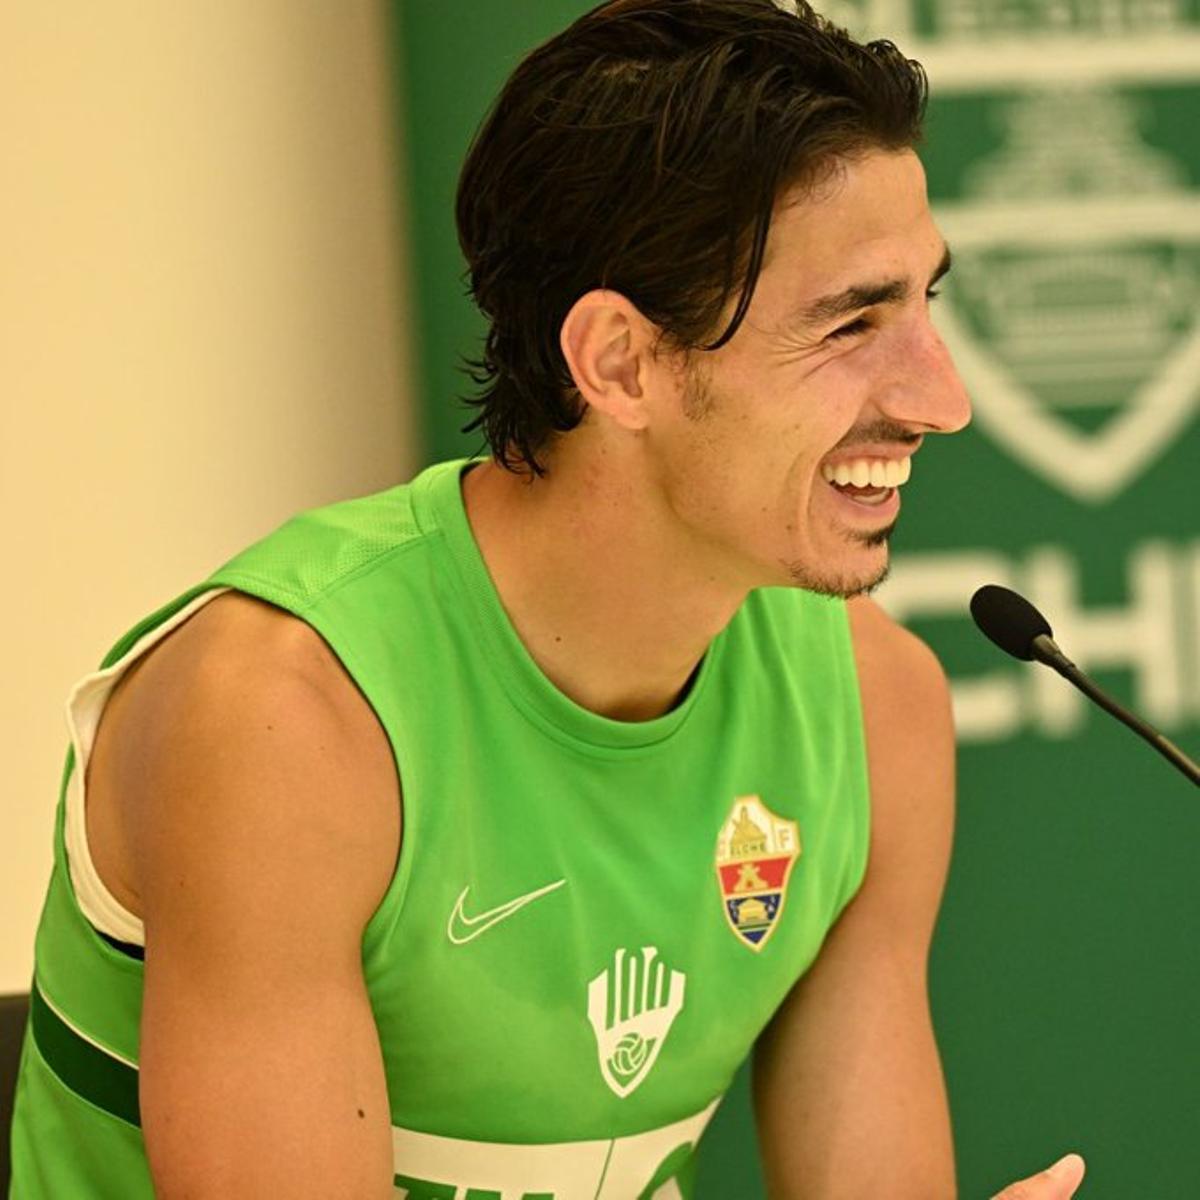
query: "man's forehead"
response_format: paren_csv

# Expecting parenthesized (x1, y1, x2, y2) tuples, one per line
(750, 167, 944, 320)
(760, 150, 931, 272)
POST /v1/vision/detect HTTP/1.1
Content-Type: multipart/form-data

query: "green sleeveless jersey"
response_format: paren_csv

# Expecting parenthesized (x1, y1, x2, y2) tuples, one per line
(10, 458, 870, 1199)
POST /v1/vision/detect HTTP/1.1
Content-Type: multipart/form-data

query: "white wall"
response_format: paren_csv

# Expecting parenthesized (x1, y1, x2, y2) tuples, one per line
(0, 2, 419, 992)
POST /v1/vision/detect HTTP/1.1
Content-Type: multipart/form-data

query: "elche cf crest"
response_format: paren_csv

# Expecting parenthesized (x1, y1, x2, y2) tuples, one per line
(587, 947, 686, 1099)
(715, 795, 801, 951)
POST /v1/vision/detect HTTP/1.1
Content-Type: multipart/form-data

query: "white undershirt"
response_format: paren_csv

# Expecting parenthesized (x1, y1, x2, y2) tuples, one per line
(63, 586, 234, 946)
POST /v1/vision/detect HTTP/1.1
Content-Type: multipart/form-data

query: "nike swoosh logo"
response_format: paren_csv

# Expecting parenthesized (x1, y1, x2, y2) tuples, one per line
(446, 879, 566, 946)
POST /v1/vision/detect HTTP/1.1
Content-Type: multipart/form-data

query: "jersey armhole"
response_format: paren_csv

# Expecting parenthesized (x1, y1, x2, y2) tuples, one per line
(834, 596, 872, 920)
(61, 586, 235, 947)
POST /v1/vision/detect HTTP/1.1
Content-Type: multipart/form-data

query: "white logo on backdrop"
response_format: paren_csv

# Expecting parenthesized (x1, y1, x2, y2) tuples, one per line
(847, 3, 1200, 502)
(932, 88, 1200, 503)
(861, 2, 1200, 740)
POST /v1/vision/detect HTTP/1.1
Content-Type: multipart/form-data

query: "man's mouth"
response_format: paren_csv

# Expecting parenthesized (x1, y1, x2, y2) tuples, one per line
(822, 455, 912, 489)
(820, 455, 912, 509)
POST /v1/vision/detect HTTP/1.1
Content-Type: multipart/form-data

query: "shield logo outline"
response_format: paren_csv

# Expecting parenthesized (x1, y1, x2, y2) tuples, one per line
(931, 197, 1200, 504)
(714, 795, 802, 953)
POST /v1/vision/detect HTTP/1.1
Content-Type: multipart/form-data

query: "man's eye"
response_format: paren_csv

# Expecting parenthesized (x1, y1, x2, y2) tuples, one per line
(827, 318, 870, 341)
(825, 289, 942, 343)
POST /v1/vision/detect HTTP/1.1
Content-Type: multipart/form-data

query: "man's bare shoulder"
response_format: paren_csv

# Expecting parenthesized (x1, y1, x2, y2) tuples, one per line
(150, 589, 353, 690)
(88, 588, 400, 922)
(845, 593, 950, 719)
(843, 594, 956, 960)
(105, 588, 394, 764)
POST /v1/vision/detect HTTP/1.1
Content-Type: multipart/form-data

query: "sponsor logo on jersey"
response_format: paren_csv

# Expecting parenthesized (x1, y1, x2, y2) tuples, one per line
(586, 947, 686, 1099)
(389, 1098, 720, 1199)
(715, 795, 801, 951)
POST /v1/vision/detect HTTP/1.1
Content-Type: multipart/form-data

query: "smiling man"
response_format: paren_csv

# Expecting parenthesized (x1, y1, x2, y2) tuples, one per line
(10, 2, 1086, 1198)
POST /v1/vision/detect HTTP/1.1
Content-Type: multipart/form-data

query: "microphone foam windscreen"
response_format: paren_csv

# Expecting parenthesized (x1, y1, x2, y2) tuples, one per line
(969, 584, 1053, 661)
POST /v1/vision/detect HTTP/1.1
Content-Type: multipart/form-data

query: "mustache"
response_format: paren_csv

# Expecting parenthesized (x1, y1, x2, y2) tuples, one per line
(832, 421, 921, 451)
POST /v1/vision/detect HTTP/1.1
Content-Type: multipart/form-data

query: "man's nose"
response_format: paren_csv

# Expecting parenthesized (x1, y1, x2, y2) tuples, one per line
(882, 317, 972, 434)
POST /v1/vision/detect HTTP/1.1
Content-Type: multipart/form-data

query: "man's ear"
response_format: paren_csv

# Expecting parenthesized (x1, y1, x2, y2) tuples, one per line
(559, 290, 653, 431)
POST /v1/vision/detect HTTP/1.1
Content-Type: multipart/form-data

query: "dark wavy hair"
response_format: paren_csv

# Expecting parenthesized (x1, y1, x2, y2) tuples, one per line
(455, 0, 929, 475)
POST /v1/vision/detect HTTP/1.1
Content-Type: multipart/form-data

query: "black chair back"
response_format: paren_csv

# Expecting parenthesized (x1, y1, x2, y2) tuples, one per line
(0, 993, 31, 1195)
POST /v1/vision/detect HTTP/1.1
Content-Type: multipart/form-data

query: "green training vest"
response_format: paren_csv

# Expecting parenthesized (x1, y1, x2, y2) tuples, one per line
(10, 458, 870, 1199)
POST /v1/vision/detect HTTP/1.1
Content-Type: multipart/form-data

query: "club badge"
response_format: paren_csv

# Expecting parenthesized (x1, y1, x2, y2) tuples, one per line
(715, 795, 801, 951)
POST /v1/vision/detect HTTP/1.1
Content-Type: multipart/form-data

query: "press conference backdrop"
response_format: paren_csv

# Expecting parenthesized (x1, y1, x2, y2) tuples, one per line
(391, 2, 1200, 1195)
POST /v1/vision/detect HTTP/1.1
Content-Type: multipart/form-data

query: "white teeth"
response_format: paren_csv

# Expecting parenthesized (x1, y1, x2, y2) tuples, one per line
(821, 456, 912, 488)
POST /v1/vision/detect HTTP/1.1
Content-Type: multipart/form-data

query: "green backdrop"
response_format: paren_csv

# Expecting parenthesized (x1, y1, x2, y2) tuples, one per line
(389, 2, 1200, 1195)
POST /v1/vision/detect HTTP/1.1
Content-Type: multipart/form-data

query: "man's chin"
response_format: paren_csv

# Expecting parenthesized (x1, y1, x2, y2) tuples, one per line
(781, 545, 891, 599)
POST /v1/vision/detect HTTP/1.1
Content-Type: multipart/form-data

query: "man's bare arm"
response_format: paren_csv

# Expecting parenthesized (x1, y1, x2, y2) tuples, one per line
(109, 594, 400, 1198)
(752, 595, 957, 1199)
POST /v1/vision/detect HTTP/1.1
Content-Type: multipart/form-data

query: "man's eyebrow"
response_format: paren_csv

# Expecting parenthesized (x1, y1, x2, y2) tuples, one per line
(788, 242, 953, 330)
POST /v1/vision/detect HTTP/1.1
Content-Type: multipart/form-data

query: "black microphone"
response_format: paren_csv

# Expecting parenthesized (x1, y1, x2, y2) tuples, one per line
(970, 584, 1200, 787)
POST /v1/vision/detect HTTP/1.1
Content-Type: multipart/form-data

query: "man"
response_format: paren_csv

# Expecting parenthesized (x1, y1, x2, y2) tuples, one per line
(10, 1, 1086, 1197)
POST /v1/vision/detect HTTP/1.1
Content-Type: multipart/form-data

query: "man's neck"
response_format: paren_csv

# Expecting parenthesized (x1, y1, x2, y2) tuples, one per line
(460, 453, 750, 723)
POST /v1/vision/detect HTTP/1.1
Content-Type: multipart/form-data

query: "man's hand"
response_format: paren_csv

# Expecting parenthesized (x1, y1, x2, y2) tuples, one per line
(992, 1153, 1086, 1199)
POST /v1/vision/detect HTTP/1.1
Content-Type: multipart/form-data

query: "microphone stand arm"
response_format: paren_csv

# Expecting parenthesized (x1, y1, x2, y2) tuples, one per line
(1031, 634, 1200, 787)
